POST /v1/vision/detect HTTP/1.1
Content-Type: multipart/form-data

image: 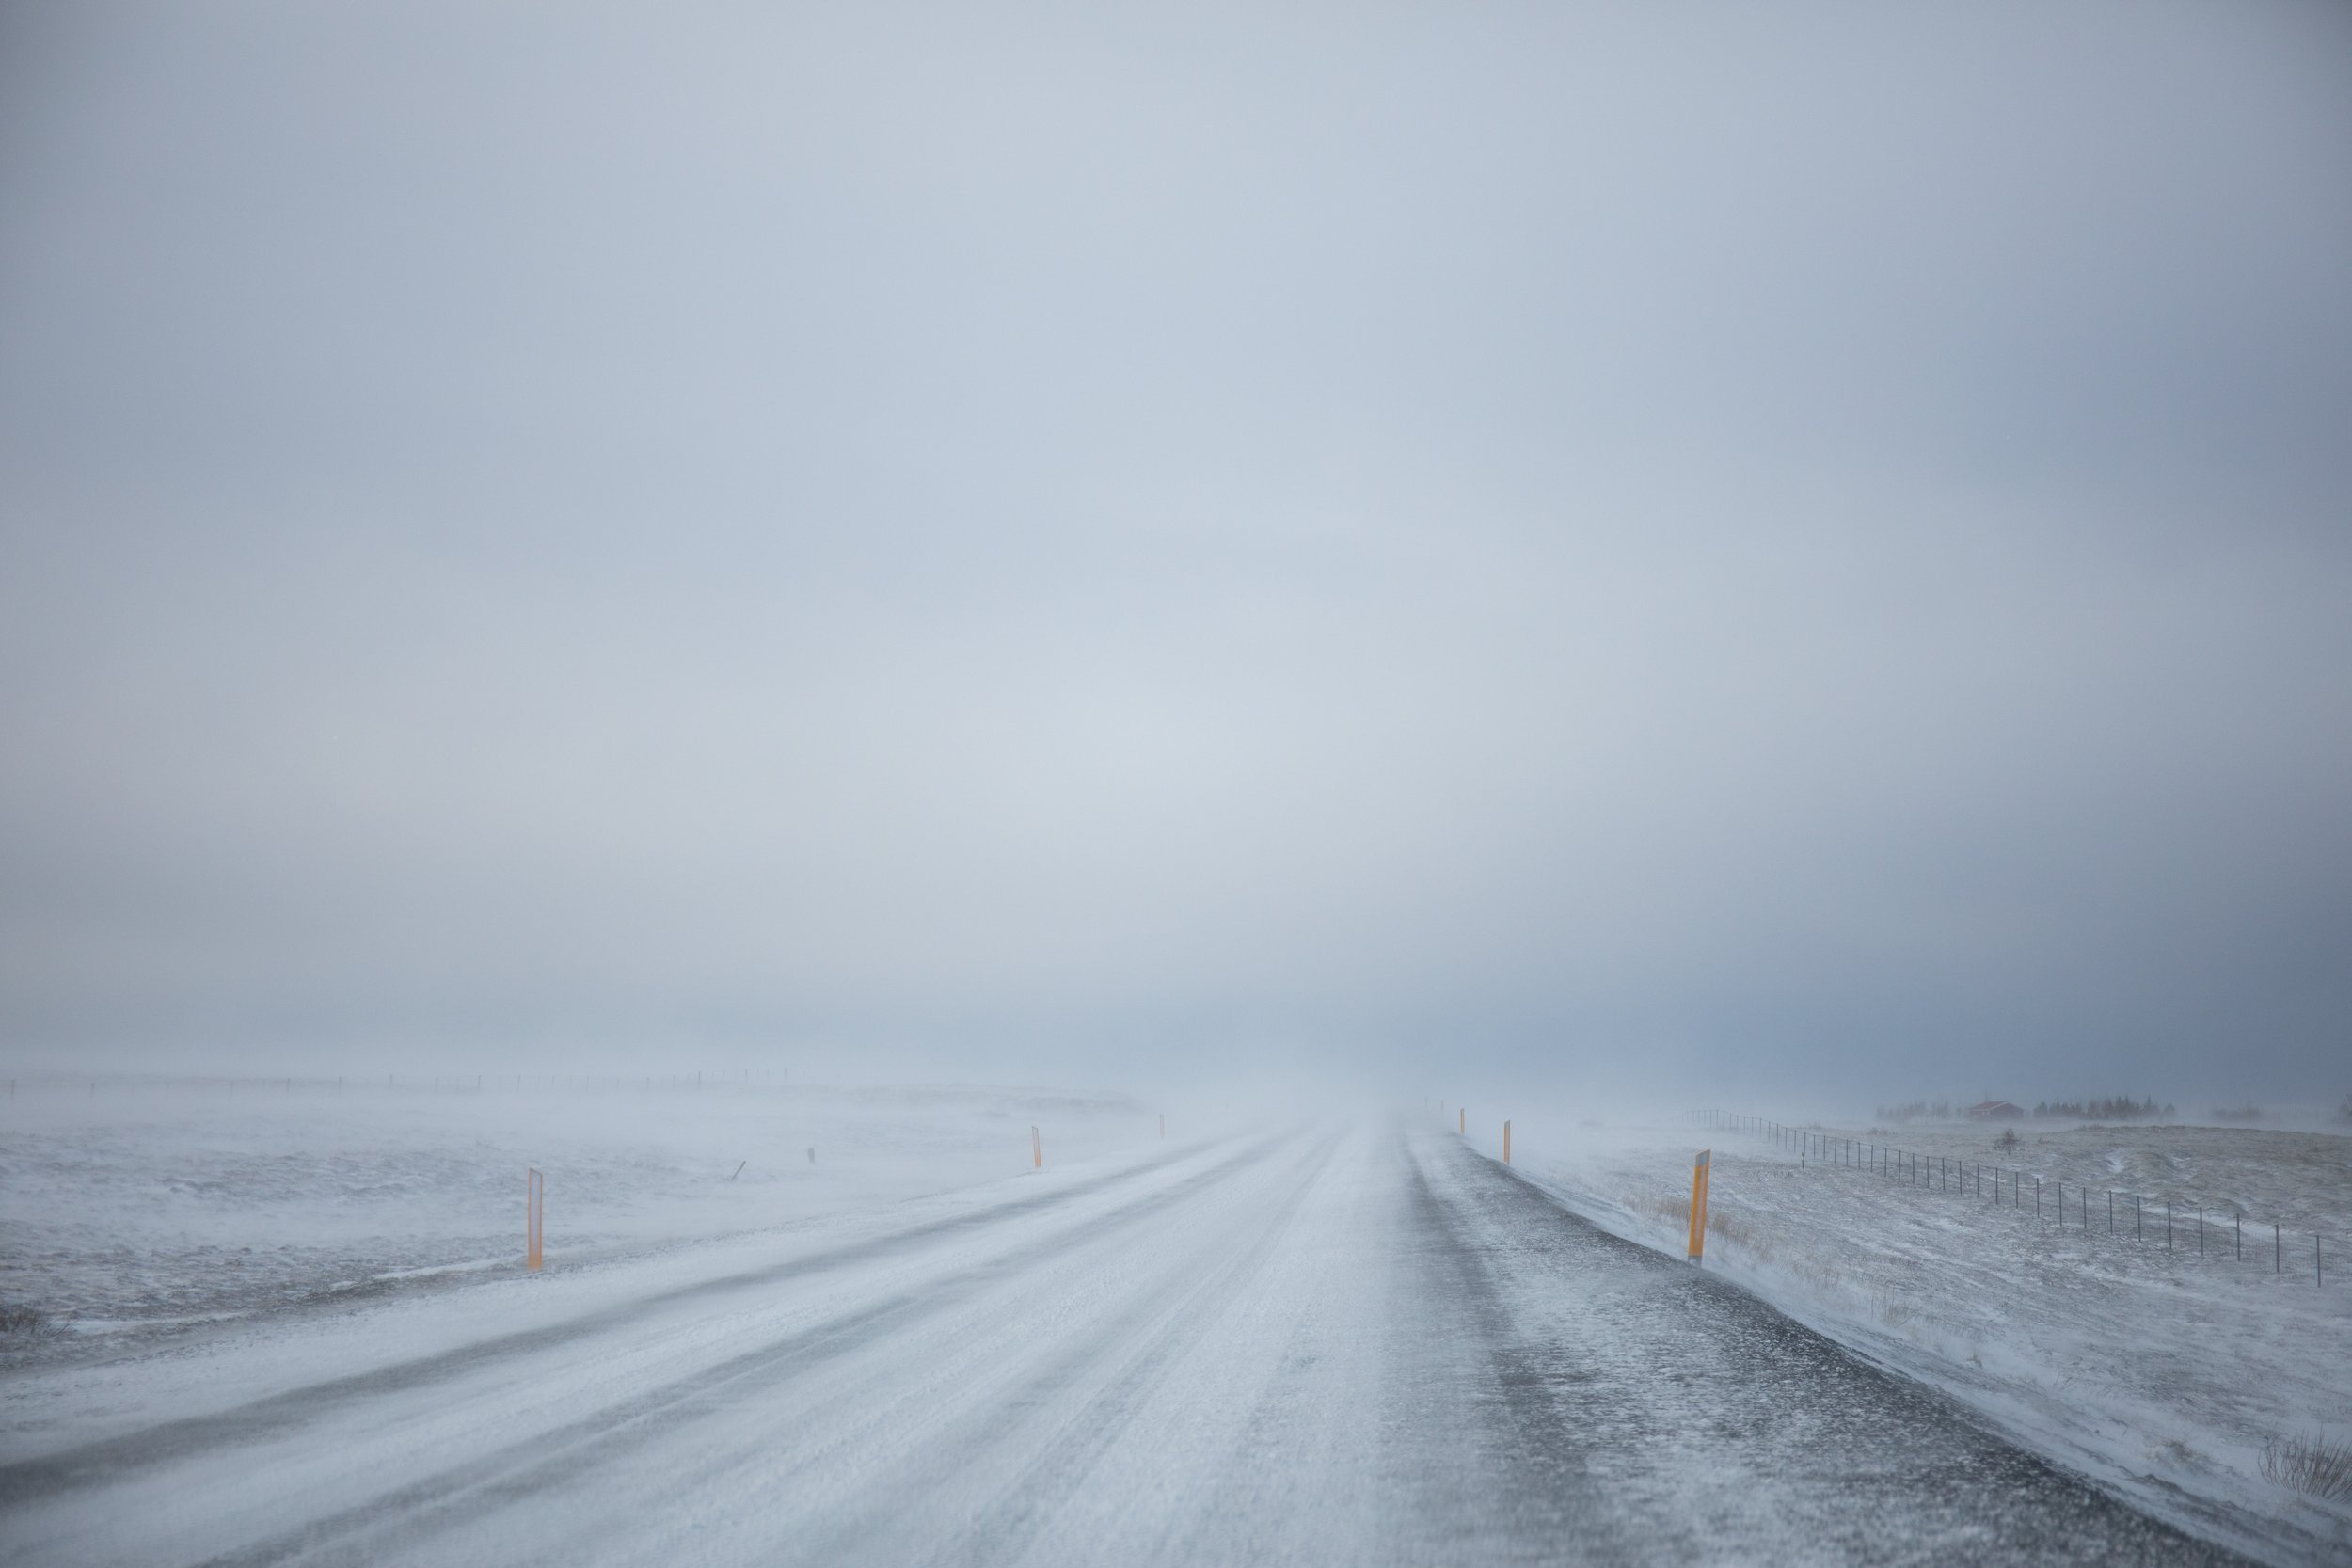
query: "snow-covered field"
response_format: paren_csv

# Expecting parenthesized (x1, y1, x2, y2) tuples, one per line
(0, 1076, 1158, 1352)
(1484, 1114, 2352, 1566)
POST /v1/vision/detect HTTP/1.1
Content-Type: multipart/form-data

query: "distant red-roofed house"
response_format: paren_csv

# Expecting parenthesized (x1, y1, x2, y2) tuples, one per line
(1966, 1100, 2026, 1121)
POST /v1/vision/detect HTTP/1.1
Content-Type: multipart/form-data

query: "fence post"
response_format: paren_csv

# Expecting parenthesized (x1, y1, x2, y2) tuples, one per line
(1688, 1150, 1711, 1262)
(526, 1168, 544, 1271)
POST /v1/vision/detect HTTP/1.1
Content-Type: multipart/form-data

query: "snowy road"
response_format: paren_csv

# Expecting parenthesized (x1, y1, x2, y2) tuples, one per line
(2, 1124, 2249, 1566)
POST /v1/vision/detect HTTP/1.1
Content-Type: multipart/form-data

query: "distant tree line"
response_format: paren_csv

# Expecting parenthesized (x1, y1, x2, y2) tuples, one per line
(1871, 1094, 2348, 1124)
(2034, 1096, 2174, 1121)
(1873, 1096, 2224, 1123)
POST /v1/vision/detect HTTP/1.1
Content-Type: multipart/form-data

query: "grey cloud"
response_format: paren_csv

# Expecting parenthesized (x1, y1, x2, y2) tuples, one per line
(2, 2, 2347, 1102)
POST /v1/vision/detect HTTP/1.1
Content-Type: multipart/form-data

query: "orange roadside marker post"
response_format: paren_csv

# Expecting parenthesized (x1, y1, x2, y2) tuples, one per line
(526, 1167, 544, 1272)
(1458, 1107, 1465, 1135)
(1503, 1120, 1512, 1164)
(1687, 1150, 1710, 1263)
(1031, 1125, 1042, 1170)
(1159, 1113, 1166, 1139)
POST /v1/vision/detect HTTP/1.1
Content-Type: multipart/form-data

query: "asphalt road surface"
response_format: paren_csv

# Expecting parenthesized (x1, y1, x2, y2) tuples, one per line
(0, 1124, 2249, 1566)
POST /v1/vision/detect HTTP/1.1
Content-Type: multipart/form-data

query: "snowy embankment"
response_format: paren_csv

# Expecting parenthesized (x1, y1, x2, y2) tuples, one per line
(1478, 1116, 2352, 1567)
(0, 1077, 1155, 1354)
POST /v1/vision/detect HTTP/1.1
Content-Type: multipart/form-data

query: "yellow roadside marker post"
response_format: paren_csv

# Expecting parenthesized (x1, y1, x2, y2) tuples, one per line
(1031, 1125, 1042, 1170)
(526, 1167, 544, 1272)
(1503, 1120, 1512, 1164)
(1459, 1107, 1465, 1135)
(1687, 1150, 1710, 1263)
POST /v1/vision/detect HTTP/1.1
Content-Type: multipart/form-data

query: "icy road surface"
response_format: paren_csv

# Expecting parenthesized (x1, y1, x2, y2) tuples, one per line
(1, 1125, 2248, 1566)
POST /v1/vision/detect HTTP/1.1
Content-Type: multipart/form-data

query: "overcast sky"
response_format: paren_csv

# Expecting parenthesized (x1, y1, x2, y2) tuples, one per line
(2, 2, 2347, 1101)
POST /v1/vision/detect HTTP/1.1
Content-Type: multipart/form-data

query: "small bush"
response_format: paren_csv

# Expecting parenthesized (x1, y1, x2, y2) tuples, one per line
(1996, 1128, 2020, 1151)
(0, 1305, 51, 1336)
(2261, 1432, 2352, 1501)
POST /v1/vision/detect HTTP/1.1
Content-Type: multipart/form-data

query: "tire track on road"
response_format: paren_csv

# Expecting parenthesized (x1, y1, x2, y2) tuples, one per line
(1395, 1137, 1648, 1565)
(911, 1128, 1349, 1568)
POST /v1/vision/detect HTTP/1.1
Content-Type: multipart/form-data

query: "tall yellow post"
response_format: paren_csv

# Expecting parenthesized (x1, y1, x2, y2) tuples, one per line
(1031, 1125, 1042, 1169)
(1503, 1120, 1512, 1164)
(526, 1167, 544, 1272)
(1458, 1107, 1465, 1135)
(1687, 1150, 1710, 1263)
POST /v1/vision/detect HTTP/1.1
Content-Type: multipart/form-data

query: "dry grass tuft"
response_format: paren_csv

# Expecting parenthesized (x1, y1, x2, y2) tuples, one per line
(1869, 1291, 1921, 1328)
(0, 1305, 52, 1336)
(2262, 1432, 2352, 1501)
(1622, 1191, 1776, 1261)
(1625, 1190, 1689, 1228)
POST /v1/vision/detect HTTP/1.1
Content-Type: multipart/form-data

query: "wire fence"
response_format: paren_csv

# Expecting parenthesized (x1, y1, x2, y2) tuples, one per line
(1691, 1108, 2336, 1287)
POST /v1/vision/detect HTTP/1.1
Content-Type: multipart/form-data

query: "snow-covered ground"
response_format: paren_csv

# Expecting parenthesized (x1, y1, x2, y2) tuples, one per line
(0, 1121, 2245, 1566)
(1, 1086, 2334, 1563)
(0, 1076, 1158, 1352)
(1481, 1113, 2352, 1566)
